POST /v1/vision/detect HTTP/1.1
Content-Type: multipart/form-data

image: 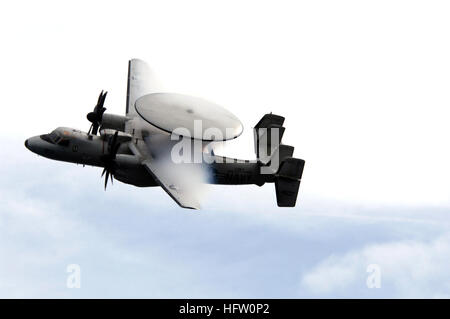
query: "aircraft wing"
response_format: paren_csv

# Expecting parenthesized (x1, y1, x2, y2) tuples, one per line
(125, 59, 160, 118)
(141, 159, 201, 210)
(128, 140, 202, 210)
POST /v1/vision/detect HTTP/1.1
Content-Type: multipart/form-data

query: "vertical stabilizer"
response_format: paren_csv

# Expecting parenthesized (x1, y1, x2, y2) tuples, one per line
(275, 158, 305, 207)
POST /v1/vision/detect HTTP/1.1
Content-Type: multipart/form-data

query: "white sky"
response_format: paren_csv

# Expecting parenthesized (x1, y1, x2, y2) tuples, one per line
(1, 0, 450, 207)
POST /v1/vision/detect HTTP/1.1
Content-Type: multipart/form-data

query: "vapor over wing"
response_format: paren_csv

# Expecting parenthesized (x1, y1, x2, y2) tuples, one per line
(129, 136, 209, 210)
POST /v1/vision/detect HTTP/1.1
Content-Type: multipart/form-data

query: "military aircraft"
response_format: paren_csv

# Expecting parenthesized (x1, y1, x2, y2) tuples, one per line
(25, 59, 305, 209)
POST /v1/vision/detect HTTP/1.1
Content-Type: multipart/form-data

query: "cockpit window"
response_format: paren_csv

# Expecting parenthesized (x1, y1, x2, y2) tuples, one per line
(40, 130, 70, 146)
(49, 131, 60, 143)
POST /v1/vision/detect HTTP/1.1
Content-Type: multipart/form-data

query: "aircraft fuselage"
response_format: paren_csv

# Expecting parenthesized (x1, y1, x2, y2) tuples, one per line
(25, 127, 271, 188)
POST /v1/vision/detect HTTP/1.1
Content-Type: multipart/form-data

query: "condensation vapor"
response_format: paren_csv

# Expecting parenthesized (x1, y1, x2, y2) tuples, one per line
(144, 135, 211, 205)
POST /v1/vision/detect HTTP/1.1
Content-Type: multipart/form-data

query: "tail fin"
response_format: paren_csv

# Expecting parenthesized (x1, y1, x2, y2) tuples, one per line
(254, 113, 305, 207)
(254, 113, 285, 164)
(275, 157, 305, 207)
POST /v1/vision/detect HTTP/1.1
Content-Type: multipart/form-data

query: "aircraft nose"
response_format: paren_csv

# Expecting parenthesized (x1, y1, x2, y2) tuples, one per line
(24, 136, 41, 154)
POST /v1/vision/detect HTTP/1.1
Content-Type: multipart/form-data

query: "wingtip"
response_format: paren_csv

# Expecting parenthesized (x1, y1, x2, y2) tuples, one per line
(180, 204, 201, 210)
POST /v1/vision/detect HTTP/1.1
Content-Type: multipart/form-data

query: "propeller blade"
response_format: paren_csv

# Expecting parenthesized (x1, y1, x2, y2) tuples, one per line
(100, 130, 119, 190)
(110, 131, 120, 158)
(92, 123, 99, 136)
(112, 143, 120, 158)
(104, 170, 109, 190)
(87, 90, 108, 136)
(97, 90, 104, 106)
(100, 91, 107, 107)
(111, 131, 118, 147)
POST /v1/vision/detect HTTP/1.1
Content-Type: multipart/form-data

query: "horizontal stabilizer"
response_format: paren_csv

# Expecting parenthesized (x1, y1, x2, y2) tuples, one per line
(277, 144, 294, 163)
(275, 158, 305, 207)
(277, 157, 304, 180)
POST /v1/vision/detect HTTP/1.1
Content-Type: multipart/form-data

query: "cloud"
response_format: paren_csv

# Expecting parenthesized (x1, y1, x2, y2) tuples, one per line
(2, 136, 450, 298)
(300, 233, 450, 298)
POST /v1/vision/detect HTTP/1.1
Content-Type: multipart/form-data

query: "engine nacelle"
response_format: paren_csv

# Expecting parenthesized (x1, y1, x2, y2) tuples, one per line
(100, 129, 133, 143)
(114, 154, 141, 168)
(101, 113, 128, 132)
(113, 155, 159, 187)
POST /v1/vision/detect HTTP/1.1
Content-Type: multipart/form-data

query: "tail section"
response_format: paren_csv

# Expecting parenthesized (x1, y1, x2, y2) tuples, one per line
(277, 144, 294, 163)
(275, 157, 305, 207)
(253, 113, 285, 164)
(253, 113, 305, 207)
(275, 158, 305, 207)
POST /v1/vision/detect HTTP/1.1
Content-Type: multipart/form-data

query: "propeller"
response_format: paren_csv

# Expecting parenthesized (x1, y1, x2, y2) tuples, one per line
(87, 90, 107, 135)
(101, 131, 120, 190)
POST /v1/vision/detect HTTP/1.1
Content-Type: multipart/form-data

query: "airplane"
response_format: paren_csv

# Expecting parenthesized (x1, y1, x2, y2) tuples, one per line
(24, 59, 305, 209)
